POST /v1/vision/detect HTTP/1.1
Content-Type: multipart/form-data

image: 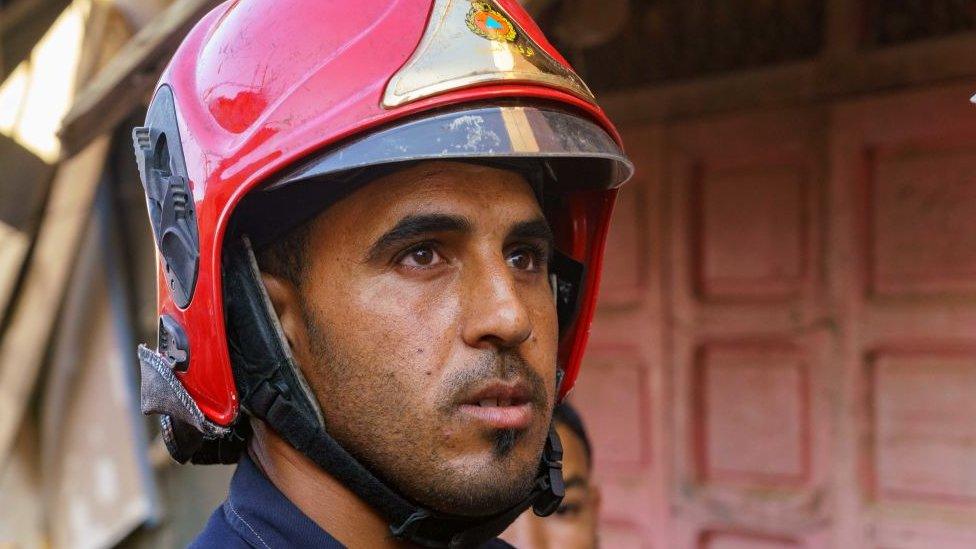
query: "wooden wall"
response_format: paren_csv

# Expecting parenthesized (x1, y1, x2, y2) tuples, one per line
(573, 2, 976, 545)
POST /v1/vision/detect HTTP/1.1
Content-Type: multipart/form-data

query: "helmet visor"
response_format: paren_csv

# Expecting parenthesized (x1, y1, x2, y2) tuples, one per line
(266, 103, 633, 192)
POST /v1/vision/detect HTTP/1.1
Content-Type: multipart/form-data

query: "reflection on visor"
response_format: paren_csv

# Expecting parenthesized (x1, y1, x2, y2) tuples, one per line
(267, 104, 633, 192)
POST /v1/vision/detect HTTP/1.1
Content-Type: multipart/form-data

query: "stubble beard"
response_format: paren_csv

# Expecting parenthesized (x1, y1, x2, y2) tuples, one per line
(301, 310, 553, 517)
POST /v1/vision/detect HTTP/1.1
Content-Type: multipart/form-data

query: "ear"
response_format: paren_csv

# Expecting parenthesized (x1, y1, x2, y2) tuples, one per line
(260, 272, 310, 362)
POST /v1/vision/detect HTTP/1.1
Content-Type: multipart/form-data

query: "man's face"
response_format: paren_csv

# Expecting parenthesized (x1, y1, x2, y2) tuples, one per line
(501, 422, 600, 548)
(279, 160, 559, 516)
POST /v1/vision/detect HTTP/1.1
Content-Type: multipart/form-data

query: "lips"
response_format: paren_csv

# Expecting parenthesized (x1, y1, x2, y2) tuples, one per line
(457, 381, 534, 429)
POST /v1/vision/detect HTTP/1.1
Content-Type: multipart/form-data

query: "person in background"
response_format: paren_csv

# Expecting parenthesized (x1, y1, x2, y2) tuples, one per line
(502, 402, 601, 549)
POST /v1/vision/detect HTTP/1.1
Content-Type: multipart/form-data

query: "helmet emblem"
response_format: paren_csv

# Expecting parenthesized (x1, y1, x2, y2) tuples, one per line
(383, 0, 594, 108)
(466, 2, 516, 43)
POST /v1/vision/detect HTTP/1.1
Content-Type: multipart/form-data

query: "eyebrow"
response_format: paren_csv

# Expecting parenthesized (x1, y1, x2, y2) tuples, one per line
(364, 213, 555, 263)
(365, 213, 472, 262)
(507, 217, 555, 252)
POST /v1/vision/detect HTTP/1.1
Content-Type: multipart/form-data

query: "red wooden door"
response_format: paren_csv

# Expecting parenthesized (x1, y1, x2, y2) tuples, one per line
(575, 83, 976, 548)
(828, 84, 976, 548)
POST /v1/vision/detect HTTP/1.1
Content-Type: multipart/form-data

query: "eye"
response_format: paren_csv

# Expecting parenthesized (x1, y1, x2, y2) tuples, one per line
(506, 245, 547, 272)
(397, 243, 443, 269)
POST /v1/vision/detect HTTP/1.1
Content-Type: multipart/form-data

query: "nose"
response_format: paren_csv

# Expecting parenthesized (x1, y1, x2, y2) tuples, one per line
(460, 253, 533, 350)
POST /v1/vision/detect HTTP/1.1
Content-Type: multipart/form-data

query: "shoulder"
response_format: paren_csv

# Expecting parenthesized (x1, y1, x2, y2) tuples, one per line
(187, 503, 253, 549)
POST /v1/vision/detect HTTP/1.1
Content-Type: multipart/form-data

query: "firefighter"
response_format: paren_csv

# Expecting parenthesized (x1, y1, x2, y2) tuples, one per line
(502, 402, 601, 549)
(132, 0, 631, 546)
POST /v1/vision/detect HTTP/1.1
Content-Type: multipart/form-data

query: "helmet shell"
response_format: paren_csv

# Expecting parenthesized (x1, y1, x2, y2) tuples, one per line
(147, 0, 628, 426)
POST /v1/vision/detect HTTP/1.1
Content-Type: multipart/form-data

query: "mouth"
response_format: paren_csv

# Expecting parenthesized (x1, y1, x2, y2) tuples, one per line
(457, 381, 534, 430)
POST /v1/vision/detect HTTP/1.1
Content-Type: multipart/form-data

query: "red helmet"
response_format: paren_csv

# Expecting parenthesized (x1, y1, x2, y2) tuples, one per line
(134, 0, 630, 543)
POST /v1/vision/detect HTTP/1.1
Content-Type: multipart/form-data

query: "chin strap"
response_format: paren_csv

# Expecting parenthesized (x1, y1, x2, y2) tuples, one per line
(217, 236, 566, 548)
(388, 427, 564, 547)
(246, 375, 564, 548)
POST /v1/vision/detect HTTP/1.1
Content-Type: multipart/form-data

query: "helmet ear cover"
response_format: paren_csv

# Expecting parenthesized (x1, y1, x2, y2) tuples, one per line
(215, 235, 568, 547)
(132, 85, 200, 308)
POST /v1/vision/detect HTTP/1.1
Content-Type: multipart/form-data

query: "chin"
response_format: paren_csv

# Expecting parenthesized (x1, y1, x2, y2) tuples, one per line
(399, 444, 538, 516)
(428, 471, 537, 517)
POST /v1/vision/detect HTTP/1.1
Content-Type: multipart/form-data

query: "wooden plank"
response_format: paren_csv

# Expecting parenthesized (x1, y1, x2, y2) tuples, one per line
(0, 0, 70, 79)
(601, 61, 818, 125)
(0, 136, 56, 241)
(41, 220, 157, 546)
(58, 0, 221, 156)
(0, 2, 130, 333)
(601, 32, 976, 124)
(74, 3, 134, 94)
(0, 223, 31, 328)
(0, 136, 110, 471)
(0, 0, 141, 470)
(0, 136, 50, 325)
(0, 417, 43, 546)
(816, 33, 976, 99)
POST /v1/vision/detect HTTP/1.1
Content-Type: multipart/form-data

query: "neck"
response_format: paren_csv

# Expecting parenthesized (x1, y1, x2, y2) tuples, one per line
(247, 420, 413, 549)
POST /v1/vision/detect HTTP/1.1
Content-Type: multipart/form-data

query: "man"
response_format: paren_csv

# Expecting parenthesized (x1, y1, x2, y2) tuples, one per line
(132, 0, 631, 547)
(502, 403, 601, 549)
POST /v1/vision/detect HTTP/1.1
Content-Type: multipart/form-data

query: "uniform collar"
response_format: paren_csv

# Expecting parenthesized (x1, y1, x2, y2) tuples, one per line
(220, 452, 515, 549)
(222, 453, 344, 548)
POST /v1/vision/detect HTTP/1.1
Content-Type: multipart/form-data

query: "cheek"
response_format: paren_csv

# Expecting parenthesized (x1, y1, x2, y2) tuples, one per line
(339, 275, 461, 377)
(523, 287, 559, 364)
(306, 275, 463, 438)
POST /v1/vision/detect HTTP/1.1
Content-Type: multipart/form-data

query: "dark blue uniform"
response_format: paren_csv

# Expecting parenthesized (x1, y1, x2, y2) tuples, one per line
(190, 454, 515, 548)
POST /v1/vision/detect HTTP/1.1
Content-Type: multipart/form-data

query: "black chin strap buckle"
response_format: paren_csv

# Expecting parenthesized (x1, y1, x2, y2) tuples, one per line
(390, 509, 433, 540)
(532, 425, 565, 517)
